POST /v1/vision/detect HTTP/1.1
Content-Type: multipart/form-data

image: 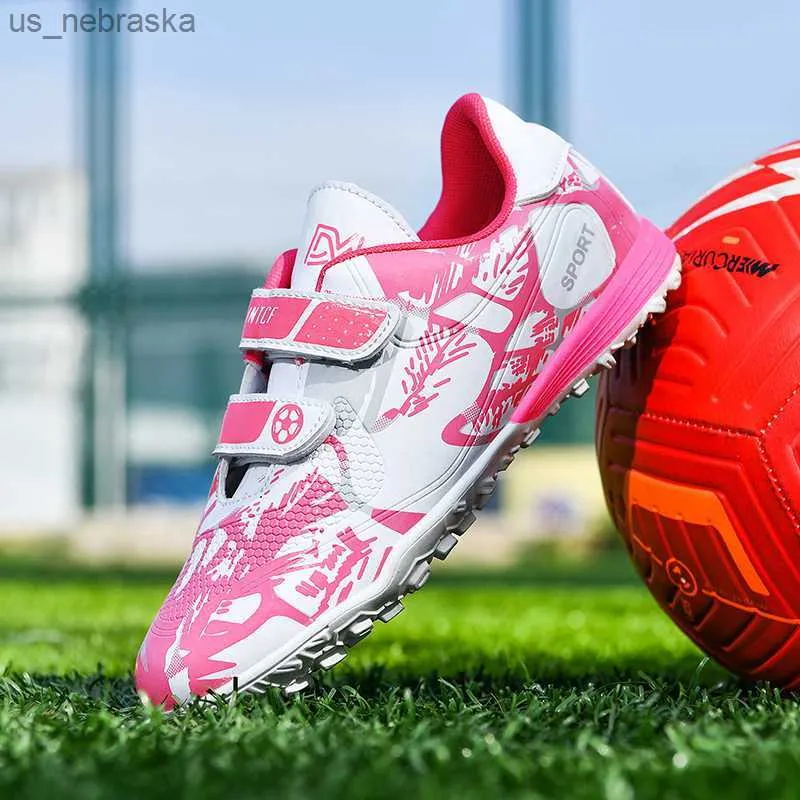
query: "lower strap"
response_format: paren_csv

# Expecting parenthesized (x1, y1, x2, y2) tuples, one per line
(213, 394, 335, 462)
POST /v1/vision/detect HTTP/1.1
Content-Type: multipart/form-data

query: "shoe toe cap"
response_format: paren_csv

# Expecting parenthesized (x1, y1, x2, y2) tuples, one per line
(134, 586, 310, 706)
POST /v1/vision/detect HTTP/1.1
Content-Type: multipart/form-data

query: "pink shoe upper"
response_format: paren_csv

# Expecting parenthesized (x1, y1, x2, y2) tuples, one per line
(135, 94, 663, 708)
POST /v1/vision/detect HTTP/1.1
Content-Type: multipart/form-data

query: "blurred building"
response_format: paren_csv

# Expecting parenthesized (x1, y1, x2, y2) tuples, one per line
(0, 170, 86, 528)
(0, 168, 266, 529)
(123, 263, 261, 503)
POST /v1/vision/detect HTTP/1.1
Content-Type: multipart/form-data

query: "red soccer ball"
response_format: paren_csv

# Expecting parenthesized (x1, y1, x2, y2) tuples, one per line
(596, 142, 800, 687)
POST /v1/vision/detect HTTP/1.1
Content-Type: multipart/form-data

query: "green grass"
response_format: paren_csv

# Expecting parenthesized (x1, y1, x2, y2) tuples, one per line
(0, 558, 798, 799)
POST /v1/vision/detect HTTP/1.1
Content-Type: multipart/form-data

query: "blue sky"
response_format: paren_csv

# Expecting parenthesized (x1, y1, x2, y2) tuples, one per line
(2, 0, 800, 266)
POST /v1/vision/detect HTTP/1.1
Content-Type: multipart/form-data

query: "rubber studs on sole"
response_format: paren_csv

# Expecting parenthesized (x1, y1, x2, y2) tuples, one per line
(571, 378, 591, 397)
(406, 562, 432, 592)
(318, 649, 348, 670)
(434, 533, 459, 559)
(378, 602, 404, 623)
(345, 618, 374, 643)
(520, 428, 541, 449)
(284, 678, 311, 694)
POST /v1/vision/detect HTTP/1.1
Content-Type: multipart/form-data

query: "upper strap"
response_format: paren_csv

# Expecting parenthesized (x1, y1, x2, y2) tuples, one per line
(213, 394, 335, 462)
(240, 289, 401, 365)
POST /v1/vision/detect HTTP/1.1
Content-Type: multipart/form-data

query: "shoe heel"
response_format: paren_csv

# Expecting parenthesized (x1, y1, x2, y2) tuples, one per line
(511, 220, 680, 424)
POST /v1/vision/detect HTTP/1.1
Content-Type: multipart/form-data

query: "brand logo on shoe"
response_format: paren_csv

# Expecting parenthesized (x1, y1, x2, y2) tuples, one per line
(245, 305, 278, 326)
(560, 223, 596, 291)
(305, 224, 366, 267)
(537, 205, 614, 311)
(271, 403, 304, 444)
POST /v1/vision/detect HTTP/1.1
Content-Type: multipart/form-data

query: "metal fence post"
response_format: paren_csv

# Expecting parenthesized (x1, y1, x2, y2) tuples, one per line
(516, 0, 591, 445)
(81, 0, 127, 509)
(516, 0, 567, 134)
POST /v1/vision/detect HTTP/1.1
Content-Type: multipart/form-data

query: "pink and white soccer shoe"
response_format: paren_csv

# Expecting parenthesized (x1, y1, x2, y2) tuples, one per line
(135, 94, 680, 707)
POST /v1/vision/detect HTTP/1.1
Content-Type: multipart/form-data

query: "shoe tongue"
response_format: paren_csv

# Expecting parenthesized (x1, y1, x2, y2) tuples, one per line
(264, 182, 417, 400)
(290, 181, 418, 294)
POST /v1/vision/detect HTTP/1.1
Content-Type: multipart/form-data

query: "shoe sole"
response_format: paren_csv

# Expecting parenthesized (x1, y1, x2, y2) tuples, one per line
(210, 251, 683, 699)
